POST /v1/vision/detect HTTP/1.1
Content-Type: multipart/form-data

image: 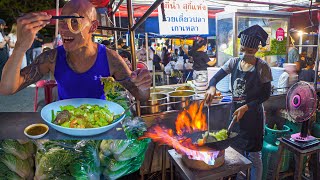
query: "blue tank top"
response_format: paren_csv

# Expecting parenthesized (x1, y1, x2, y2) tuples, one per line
(54, 44, 110, 100)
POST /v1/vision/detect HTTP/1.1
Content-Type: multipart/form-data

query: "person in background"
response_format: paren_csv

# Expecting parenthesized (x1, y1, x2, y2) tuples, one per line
(288, 38, 299, 64)
(32, 32, 44, 60)
(0, 18, 9, 81)
(151, 48, 162, 71)
(101, 39, 111, 48)
(117, 38, 125, 49)
(161, 47, 170, 66)
(8, 23, 27, 69)
(205, 25, 272, 180)
(136, 42, 154, 63)
(278, 63, 298, 91)
(299, 57, 315, 83)
(191, 39, 215, 82)
(171, 48, 178, 62)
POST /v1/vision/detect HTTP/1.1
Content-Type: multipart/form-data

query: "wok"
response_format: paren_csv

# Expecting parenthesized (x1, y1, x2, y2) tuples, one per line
(184, 130, 238, 150)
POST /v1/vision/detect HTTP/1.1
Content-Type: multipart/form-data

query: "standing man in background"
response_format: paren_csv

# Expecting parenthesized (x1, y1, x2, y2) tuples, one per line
(0, 19, 9, 80)
(32, 32, 44, 60)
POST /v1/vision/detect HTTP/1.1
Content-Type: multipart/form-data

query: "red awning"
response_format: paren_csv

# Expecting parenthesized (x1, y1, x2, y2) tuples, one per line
(114, 5, 222, 18)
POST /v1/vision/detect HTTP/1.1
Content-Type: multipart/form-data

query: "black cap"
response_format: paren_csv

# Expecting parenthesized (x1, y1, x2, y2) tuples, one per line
(238, 25, 268, 49)
(0, 19, 6, 25)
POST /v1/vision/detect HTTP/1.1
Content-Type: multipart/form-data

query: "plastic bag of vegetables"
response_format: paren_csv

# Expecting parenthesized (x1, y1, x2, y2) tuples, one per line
(34, 140, 100, 180)
(100, 116, 150, 180)
(1, 140, 35, 160)
(0, 140, 35, 180)
(122, 117, 147, 139)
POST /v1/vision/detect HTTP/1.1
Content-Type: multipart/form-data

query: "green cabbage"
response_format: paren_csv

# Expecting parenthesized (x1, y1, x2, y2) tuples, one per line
(35, 140, 101, 180)
(113, 139, 149, 161)
(209, 129, 228, 141)
(0, 153, 32, 179)
(69, 141, 100, 180)
(1, 140, 34, 160)
(103, 165, 131, 180)
(0, 162, 24, 180)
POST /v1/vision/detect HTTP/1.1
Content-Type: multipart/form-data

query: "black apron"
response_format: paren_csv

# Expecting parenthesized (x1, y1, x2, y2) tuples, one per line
(230, 58, 264, 152)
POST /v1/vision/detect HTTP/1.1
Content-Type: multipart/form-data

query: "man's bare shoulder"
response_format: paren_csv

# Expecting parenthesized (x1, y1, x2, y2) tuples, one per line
(106, 48, 121, 61)
(37, 48, 58, 64)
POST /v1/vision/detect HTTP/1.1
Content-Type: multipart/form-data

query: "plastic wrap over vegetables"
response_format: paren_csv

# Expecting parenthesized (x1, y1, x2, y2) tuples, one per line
(100, 116, 150, 180)
(34, 140, 100, 180)
(0, 140, 35, 180)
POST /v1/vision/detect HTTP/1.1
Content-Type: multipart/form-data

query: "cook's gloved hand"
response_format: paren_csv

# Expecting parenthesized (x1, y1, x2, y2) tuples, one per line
(205, 86, 216, 105)
(130, 68, 152, 91)
(233, 105, 249, 122)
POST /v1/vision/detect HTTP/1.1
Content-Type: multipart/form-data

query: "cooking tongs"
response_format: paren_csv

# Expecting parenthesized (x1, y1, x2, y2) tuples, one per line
(227, 115, 237, 137)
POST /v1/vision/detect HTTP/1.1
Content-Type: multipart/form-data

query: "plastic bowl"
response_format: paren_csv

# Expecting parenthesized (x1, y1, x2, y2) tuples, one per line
(41, 98, 125, 136)
(24, 123, 49, 139)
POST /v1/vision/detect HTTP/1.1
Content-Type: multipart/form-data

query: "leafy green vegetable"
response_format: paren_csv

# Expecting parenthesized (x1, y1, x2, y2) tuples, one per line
(273, 124, 278, 130)
(0, 162, 24, 180)
(69, 141, 100, 180)
(35, 147, 78, 180)
(103, 165, 131, 180)
(0, 153, 32, 179)
(35, 140, 101, 180)
(1, 140, 34, 160)
(122, 117, 148, 139)
(54, 104, 117, 128)
(113, 139, 149, 161)
(209, 129, 228, 141)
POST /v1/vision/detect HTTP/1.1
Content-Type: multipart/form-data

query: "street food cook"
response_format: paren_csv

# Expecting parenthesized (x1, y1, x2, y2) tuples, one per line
(205, 25, 272, 180)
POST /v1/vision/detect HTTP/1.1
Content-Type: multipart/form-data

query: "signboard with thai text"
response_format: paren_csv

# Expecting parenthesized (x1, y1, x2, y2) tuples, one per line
(276, 28, 284, 41)
(158, 0, 208, 35)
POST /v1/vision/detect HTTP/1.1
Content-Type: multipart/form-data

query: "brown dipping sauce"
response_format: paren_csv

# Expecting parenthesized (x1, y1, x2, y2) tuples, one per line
(26, 125, 48, 136)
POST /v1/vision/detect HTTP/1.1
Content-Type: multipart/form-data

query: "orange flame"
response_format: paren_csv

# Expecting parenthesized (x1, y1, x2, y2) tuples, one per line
(139, 102, 218, 165)
(176, 101, 207, 135)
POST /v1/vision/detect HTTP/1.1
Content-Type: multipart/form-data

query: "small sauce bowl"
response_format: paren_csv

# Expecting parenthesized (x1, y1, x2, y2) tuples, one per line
(24, 124, 49, 139)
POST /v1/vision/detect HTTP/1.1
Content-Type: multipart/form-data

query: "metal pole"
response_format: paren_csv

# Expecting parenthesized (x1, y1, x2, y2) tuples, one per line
(314, 11, 320, 90)
(112, 0, 125, 15)
(97, 26, 128, 32)
(299, 34, 303, 54)
(145, 32, 150, 69)
(127, 0, 141, 116)
(131, 0, 164, 31)
(55, 0, 59, 38)
(113, 11, 118, 52)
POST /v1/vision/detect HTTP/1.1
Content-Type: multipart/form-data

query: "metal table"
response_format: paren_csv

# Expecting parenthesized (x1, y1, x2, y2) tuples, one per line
(0, 112, 127, 140)
(168, 147, 252, 180)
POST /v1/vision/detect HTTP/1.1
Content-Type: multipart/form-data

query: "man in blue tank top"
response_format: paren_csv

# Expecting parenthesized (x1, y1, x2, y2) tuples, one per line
(0, 0, 151, 102)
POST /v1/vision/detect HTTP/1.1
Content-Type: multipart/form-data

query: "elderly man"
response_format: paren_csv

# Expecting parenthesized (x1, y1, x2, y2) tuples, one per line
(0, 0, 151, 101)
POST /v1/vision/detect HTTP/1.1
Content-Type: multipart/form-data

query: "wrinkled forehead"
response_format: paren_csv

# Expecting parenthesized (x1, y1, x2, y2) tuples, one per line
(61, 4, 85, 17)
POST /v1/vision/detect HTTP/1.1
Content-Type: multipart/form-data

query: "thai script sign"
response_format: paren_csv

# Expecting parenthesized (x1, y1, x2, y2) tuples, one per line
(158, 0, 208, 35)
(276, 28, 284, 41)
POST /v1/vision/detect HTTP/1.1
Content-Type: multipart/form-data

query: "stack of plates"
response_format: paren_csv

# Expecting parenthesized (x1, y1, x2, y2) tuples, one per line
(192, 80, 208, 91)
(207, 67, 231, 93)
(271, 67, 285, 89)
